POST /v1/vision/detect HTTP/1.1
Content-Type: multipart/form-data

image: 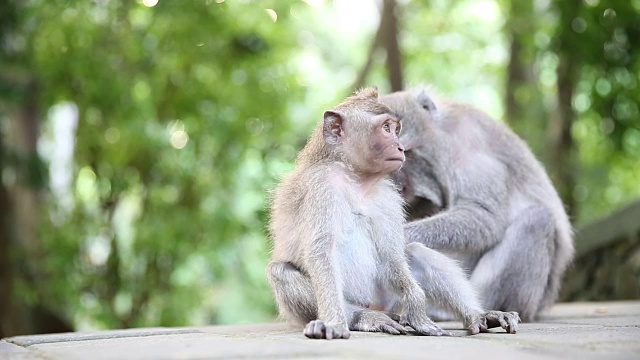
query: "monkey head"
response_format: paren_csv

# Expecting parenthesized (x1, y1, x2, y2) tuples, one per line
(379, 88, 444, 213)
(323, 88, 406, 179)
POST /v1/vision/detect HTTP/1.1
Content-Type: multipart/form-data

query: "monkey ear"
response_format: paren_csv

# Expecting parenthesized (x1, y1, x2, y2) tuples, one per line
(323, 110, 344, 145)
(416, 89, 437, 112)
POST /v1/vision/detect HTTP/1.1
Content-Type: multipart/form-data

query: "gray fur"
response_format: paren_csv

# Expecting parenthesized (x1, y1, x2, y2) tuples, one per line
(267, 89, 520, 339)
(379, 87, 574, 322)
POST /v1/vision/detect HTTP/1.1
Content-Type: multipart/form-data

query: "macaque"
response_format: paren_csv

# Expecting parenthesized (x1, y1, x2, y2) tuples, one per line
(379, 87, 574, 322)
(266, 88, 519, 340)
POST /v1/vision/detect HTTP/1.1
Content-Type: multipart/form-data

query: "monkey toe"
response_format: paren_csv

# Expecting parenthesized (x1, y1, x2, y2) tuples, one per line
(412, 324, 451, 336)
(382, 322, 408, 335)
(380, 324, 402, 335)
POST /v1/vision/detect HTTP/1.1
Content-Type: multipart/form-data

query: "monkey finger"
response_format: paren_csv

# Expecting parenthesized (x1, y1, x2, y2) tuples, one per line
(497, 316, 509, 331)
(325, 326, 334, 340)
(315, 320, 327, 339)
(304, 320, 326, 339)
(506, 314, 519, 334)
(479, 323, 489, 333)
(303, 321, 315, 338)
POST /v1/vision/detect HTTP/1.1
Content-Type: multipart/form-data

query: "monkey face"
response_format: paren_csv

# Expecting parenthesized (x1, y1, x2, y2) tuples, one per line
(367, 113, 405, 174)
(339, 113, 405, 178)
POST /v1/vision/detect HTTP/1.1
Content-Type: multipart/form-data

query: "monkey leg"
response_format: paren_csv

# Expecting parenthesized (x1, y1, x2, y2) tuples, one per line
(405, 243, 484, 327)
(267, 261, 406, 336)
(405, 242, 520, 334)
(266, 261, 317, 325)
(470, 206, 555, 322)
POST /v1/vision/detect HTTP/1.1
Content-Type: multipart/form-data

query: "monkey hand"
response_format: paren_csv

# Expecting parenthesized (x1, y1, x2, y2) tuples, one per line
(401, 314, 453, 336)
(303, 320, 351, 340)
(350, 309, 407, 335)
(466, 311, 520, 335)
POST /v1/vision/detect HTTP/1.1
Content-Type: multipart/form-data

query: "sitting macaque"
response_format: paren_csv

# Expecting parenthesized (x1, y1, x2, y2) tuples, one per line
(379, 87, 574, 322)
(267, 88, 519, 339)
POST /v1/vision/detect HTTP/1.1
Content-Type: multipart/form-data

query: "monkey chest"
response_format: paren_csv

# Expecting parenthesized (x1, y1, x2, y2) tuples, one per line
(335, 213, 380, 303)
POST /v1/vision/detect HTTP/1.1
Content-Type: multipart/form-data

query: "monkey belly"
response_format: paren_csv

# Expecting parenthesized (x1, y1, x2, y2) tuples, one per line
(336, 225, 378, 306)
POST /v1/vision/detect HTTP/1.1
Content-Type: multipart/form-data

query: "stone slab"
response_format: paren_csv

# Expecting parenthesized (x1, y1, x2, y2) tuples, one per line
(6, 328, 201, 347)
(0, 341, 44, 360)
(2, 301, 639, 360)
(538, 300, 640, 318)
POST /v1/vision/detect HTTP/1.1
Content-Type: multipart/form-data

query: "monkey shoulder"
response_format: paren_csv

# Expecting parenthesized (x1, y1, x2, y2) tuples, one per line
(289, 164, 355, 218)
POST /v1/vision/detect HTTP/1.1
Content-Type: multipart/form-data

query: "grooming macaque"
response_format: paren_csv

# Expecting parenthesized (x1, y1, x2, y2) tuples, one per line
(267, 88, 519, 339)
(379, 88, 574, 322)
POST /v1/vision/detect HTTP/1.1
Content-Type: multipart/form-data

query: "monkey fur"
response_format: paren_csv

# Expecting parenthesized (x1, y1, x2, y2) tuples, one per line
(267, 88, 519, 339)
(379, 87, 574, 322)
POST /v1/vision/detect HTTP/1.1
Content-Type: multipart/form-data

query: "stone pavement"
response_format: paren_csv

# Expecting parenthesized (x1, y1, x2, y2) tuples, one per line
(1, 301, 639, 360)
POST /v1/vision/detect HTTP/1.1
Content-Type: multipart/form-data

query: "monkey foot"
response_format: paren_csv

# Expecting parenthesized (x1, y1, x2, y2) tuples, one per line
(350, 310, 407, 335)
(484, 310, 520, 334)
(402, 316, 453, 336)
(303, 320, 351, 340)
(467, 311, 520, 335)
(410, 322, 453, 336)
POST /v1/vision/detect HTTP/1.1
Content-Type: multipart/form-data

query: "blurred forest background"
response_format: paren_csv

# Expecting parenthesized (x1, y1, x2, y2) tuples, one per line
(1, 0, 639, 336)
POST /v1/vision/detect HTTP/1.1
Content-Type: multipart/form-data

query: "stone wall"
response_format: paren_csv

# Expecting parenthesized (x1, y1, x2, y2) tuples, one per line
(560, 201, 640, 301)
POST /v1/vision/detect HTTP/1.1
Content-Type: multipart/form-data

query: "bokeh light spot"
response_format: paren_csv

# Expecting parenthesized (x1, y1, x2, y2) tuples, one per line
(572, 93, 591, 113)
(303, 0, 324, 8)
(171, 130, 189, 149)
(572, 17, 587, 33)
(105, 127, 120, 144)
(265, 9, 278, 22)
(595, 78, 612, 96)
(142, 0, 159, 8)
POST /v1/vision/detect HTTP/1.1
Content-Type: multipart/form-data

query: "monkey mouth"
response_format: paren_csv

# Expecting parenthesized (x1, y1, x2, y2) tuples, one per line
(385, 158, 405, 162)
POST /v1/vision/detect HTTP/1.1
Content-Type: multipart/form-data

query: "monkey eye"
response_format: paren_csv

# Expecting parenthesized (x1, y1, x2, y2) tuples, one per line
(382, 123, 391, 133)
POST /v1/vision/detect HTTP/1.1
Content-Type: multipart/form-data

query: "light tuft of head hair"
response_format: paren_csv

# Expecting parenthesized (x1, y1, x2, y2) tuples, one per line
(334, 87, 389, 115)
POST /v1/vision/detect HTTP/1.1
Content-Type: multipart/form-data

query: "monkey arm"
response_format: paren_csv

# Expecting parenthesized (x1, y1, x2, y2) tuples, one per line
(404, 198, 508, 254)
(300, 178, 352, 330)
(305, 233, 349, 327)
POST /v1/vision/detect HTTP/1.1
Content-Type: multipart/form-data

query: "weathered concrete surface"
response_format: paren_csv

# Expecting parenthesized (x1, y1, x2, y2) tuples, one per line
(2, 301, 639, 360)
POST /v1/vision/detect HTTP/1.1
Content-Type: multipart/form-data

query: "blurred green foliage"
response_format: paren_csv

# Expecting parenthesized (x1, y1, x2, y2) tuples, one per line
(1, 0, 639, 332)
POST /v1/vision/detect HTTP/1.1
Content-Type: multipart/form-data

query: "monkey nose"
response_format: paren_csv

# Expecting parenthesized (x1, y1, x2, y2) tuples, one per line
(398, 144, 405, 152)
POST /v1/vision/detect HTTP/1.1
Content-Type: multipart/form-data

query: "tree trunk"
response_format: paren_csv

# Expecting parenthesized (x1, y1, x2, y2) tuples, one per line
(0, 138, 28, 338)
(1, 79, 73, 336)
(549, 0, 581, 216)
(380, 0, 403, 92)
(351, 0, 404, 92)
(504, 0, 549, 158)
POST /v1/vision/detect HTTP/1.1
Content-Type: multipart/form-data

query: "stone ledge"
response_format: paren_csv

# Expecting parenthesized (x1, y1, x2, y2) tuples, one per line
(2, 301, 639, 360)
